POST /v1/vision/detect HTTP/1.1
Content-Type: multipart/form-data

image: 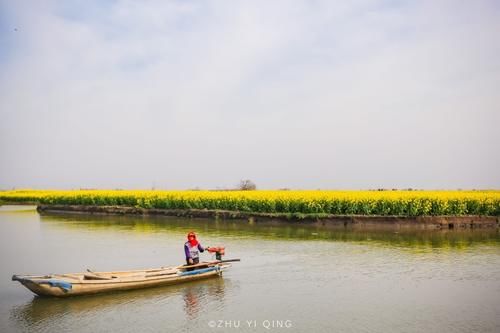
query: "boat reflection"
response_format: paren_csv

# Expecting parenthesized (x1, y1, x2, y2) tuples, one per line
(10, 276, 229, 331)
(183, 276, 226, 319)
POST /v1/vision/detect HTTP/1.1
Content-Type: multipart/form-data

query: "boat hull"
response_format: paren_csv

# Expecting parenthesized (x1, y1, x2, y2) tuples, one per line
(13, 263, 229, 297)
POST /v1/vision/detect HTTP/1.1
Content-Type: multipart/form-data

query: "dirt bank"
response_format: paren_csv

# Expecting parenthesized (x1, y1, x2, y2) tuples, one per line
(35, 204, 499, 229)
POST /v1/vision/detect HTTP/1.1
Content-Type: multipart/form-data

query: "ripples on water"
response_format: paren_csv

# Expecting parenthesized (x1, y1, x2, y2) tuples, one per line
(0, 206, 499, 333)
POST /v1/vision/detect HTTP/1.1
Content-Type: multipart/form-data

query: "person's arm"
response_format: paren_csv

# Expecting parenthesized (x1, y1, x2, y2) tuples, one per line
(198, 243, 205, 253)
(184, 244, 191, 259)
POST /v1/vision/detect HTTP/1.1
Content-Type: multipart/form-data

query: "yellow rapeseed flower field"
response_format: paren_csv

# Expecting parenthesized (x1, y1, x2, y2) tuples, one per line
(1, 189, 499, 216)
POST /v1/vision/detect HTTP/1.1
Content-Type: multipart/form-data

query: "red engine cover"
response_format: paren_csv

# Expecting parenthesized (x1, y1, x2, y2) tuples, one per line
(207, 246, 225, 255)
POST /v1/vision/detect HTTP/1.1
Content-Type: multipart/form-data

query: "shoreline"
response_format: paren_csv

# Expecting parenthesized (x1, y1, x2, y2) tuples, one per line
(35, 204, 499, 229)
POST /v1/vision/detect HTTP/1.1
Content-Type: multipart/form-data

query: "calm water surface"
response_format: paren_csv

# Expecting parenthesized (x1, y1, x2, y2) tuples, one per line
(0, 205, 499, 333)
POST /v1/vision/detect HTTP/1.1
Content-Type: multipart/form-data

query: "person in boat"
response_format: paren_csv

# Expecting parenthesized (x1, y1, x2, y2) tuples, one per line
(184, 231, 209, 267)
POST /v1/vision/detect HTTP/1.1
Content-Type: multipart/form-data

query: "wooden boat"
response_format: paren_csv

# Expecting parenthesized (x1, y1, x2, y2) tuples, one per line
(12, 261, 236, 297)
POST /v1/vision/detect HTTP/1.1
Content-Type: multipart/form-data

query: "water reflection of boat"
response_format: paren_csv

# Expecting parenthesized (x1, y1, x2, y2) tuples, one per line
(183, 276, 227, 319)
(10, 277, 228, 330)
(12, 261, 233, 297)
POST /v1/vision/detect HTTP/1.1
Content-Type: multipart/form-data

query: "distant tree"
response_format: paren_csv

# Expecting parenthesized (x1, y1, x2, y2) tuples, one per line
(238, 179, 257, 191)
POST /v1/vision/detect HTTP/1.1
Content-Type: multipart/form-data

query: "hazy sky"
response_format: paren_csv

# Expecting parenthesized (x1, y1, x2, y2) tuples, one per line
(1, 0, 499, 190)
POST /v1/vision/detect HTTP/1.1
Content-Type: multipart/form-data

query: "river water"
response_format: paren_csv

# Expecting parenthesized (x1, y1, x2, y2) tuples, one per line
(0, 205, 499, 333)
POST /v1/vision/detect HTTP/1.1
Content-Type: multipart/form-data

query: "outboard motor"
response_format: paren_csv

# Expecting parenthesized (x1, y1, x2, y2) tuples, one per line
(207, 246, 225, 261)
